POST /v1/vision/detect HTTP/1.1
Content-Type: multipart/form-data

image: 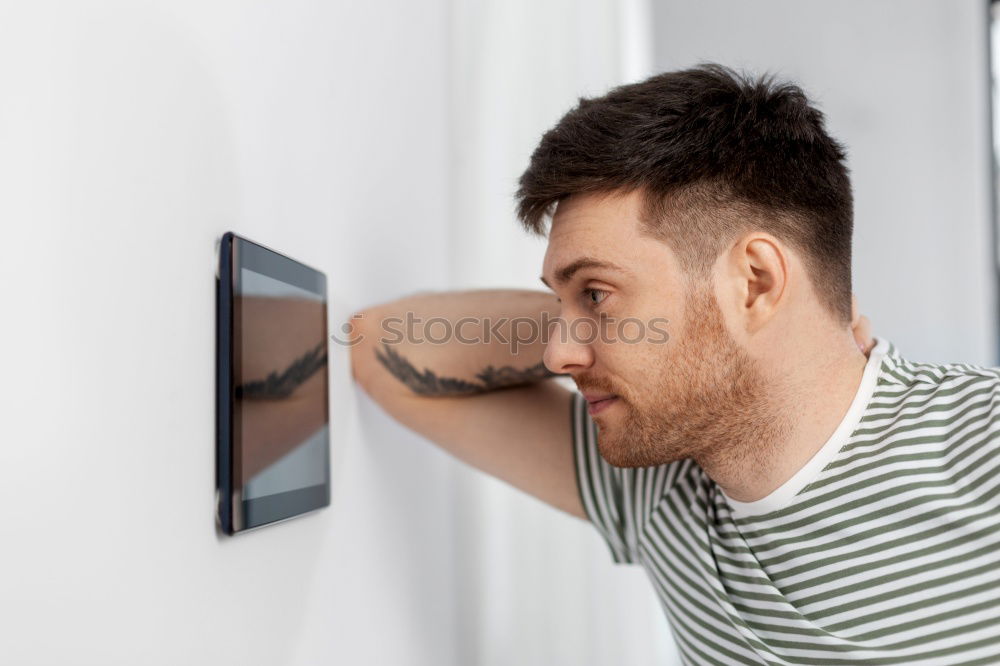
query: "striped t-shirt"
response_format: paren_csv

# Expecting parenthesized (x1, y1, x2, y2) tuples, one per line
(572, 337, 1000, 665)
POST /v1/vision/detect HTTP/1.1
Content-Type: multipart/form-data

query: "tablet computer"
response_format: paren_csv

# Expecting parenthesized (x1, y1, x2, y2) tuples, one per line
(216, 232, 330, 534)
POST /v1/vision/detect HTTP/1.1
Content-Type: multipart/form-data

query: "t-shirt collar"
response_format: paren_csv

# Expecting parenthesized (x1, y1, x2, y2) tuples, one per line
(720, 337, 891, 520)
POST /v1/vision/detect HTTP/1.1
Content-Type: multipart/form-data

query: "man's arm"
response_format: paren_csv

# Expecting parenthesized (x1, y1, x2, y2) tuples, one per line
(348, 289, 588, 520)
(347, 288, 877, 522)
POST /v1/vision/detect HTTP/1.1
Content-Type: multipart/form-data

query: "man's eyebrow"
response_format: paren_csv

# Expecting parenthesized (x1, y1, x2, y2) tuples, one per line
(540, 257, 629, 289)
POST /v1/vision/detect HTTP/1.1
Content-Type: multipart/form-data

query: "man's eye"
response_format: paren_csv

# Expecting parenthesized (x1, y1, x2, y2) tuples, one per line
(583, 288, 609, 307)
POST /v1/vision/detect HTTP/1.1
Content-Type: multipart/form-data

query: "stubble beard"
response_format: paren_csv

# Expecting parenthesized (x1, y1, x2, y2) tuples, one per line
(591, 286, 788, 471)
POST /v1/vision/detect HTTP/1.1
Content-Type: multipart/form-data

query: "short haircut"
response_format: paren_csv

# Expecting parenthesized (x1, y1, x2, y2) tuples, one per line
(516, 63, 854, 324)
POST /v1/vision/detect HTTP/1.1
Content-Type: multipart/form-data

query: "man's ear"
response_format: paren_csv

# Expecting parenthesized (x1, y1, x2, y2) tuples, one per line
(724, 233, 788, 333)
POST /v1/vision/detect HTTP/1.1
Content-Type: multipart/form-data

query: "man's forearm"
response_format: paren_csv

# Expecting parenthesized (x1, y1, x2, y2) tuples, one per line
(348, 289, 563, 397)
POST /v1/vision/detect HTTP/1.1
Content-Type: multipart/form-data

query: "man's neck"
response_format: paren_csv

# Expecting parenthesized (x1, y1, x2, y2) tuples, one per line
(697, 333, 869, 504)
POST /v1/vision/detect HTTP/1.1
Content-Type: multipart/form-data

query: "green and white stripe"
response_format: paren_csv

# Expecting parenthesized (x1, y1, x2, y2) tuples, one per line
(572, 338, 1000, 665)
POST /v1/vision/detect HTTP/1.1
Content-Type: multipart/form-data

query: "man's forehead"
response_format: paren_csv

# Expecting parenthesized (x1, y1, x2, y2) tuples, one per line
(543, 192, 644, 275)
(550, 190, 642, 232)
(541, 190, 688, 292)
(542, 232, 630, 284)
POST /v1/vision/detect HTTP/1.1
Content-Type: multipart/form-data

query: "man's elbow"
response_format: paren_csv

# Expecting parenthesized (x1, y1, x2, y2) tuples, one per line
(347, 310, 376, 386)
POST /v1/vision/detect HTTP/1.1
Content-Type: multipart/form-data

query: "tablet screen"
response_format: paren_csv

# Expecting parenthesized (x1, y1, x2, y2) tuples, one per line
(218, 233, 330, 533)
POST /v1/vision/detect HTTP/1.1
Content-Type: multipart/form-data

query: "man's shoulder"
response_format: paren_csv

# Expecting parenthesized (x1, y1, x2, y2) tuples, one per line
(878, 341, 1000, 394)
(864, 342, 1000, 452)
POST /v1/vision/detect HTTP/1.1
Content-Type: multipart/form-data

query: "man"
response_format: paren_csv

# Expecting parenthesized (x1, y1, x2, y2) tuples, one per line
(349, 64, 1000, 664)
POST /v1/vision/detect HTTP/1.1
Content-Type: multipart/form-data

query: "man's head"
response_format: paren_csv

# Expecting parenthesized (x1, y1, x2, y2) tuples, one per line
(521, 64, 853, 467)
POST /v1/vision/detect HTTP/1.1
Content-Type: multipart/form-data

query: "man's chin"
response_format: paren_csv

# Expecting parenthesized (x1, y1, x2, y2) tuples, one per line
(595, 422, 689, 468)
(595, 431, 645, 468)
(597, 446, 633, 467)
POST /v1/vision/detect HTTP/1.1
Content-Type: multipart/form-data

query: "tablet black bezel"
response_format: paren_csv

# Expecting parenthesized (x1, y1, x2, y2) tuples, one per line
(216, 232, 331, 535)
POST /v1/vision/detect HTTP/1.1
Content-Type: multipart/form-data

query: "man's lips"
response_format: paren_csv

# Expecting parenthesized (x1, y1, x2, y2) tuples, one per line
(582, 392, 616, 403)
(583, 392, 618, 415)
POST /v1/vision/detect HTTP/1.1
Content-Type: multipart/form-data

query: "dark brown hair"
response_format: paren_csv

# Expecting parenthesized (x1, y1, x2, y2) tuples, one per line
(516, 63, 853, 324)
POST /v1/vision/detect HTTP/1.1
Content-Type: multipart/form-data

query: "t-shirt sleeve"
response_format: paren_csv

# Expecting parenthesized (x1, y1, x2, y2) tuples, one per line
(570, 390, 642, 565)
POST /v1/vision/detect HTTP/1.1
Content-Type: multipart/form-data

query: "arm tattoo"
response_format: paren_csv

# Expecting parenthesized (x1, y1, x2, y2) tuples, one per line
(374, 343, 560, 396)
(237, 341, 328, 400)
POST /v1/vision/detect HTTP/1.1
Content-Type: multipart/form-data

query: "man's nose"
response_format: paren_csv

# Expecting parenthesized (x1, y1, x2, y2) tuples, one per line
(543, 317, 595, 375)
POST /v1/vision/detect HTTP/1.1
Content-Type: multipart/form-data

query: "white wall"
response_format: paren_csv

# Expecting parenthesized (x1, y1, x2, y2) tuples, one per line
(0, 1, 461, 664)
(652, 0, 998, 366)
